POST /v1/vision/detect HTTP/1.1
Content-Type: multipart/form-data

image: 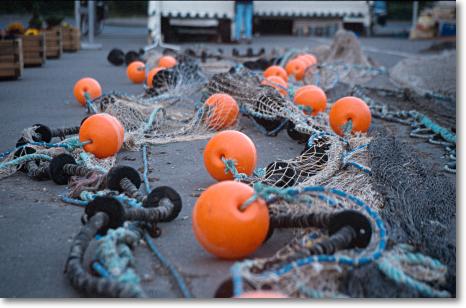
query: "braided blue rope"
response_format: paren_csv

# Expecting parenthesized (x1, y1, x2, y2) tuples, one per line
(0, 138, 87, 159)
(140, 145, 193, 298)
(61, 191, 143, 208)
(143, 233, 192, 298)
(222, 157, 248, 180)
(341, 143, 372, 175)
(84, 92, 98, 114)
(0, 153, 52, 169)
(377, 250, 450, 298)
(231, 183, 387, 297)
(92, 261, 111, 278)
(143, 107, 166, 133)
(411, 111, 456, 144)
(142, 145, 151, 194)
(61, 195, 88, 207)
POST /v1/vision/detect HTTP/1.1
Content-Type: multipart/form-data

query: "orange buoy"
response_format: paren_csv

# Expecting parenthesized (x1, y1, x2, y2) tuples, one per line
(236, 291, 289, 298)
(204, 93, 239, 130)
(192, 181, 269, 259)
(296, 55, 313, 67)
(79, 113, 123, 158)
(300, 53, 317, 66)
(158, 55, 177, 69)
(329, 96, 372, 136)
(263, 65, 288, 82)
(100, 113, 125, 146)
(261, 76, 288, 96)
(203, 130, 256, 181)
(285, 58, 307, 81)
(293, 85, 327, 116)
(126, 61, 146, 84)
(146, 67, 165, 88)
(73, 77, 102, 106)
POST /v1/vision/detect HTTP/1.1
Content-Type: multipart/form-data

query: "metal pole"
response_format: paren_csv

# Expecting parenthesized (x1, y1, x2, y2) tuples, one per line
(412, 1, 419, 30)
(88, 0, 95, 44)
(74, 0, 80, 29)
(81, 0, 102, 49)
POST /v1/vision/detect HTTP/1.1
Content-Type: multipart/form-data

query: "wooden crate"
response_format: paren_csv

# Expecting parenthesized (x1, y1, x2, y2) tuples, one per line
(45, 27, 63, 59)
(62, 26, 80, 52)
(0, 39, 23, 79)
(20, 33, 46, 67)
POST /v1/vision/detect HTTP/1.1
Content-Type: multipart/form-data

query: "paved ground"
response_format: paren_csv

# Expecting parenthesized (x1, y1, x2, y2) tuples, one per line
(0, 21, 455, 298)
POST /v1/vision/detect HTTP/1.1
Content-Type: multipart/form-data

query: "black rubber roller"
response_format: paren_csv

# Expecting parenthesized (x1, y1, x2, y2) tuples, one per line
(251, 116, 285, 134)
(286, 121, 310, 143)
(328, 210, 372, 249)
(85, 196, 125, 235)
(143, 186, 182, 222)
(49, 153, 77, 185)
(107, 48, 125, 66)
(106, 166, 141, 192)
(13, 146, 37, 172)
(16, 124, 53, 147)
(80, 115, 90, 127)
(265, 161, 298, 188)
(125, 50, 140, 66)
(214, 277, 255, 298)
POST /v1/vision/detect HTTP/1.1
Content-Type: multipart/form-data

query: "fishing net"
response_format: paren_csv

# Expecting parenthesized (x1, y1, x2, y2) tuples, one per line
(217, 30, 454, 298)
(389, 50, 456, 99)
(0, 128, 115, 180)
(303, 30, 384, 91)
(0, 28, 456, 298)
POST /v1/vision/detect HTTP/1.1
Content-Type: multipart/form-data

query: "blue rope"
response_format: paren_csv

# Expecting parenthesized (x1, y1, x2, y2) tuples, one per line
(377, 247, 450, 298)
(92, 261, 111, 278)
(221, 157, 248, 180)
(341, 143, 372, 175)
(61, 195, 88, 206)
(0, 138, 87, 159)
(143, 233, 192, 298)
(143, 107, 166, 133)
(140, 145, 192, 298)
(142, 145, 151, 194)
(231, 183, 387, 297)
(85, 92, 98, 114)
(0, 153, 52, 169)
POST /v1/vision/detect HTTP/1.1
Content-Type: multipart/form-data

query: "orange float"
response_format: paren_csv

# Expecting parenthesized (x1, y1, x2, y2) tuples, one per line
(300, 53, 317, 66)
(126, 61, 146, 84)
(158, 55, 177, 68)
(261, 76, 288, 96)
(263, 65, 288, 82)
(73, 77, 102, 106)
(146, 67, 165, 88)
(236, 291, 289, 298)
(192, 181, 269, 259)
(329, 96, 372, 136)
(296, 55, 313, 67)
(203, 130, 256, 181)
(293, 85, 327, 116)
(79, 113, 124, 158)
(100, 113, 125, 145)
(285, 58, 307, 81)
(204, 93, 239, 130)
